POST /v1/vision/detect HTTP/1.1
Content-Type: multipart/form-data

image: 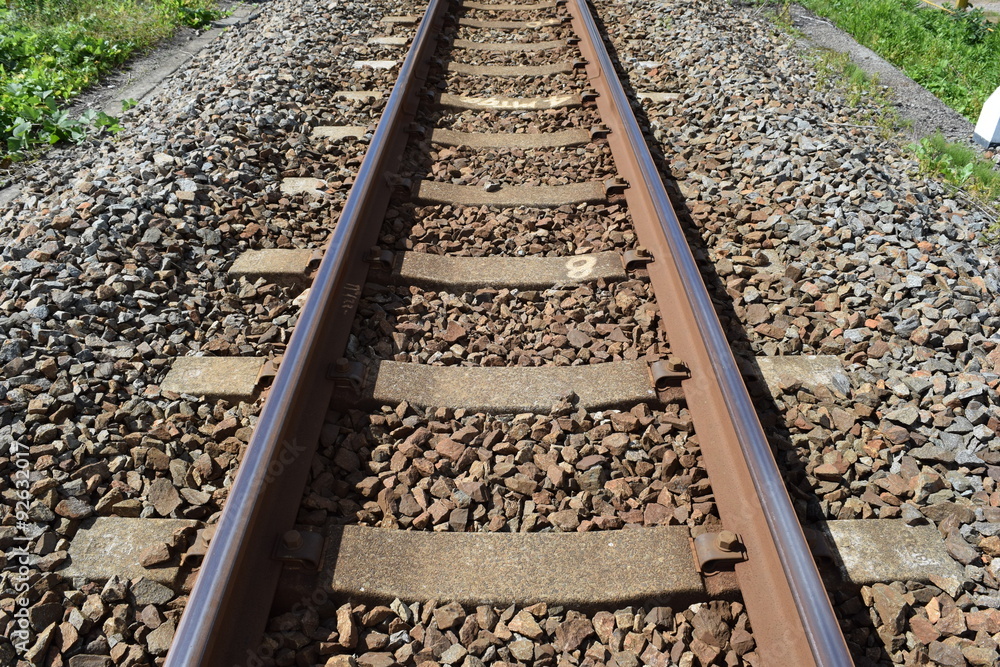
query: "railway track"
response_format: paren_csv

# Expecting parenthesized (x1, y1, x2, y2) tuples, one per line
(3, 0, 993, 664)
(3, 0, 934, 666)
(153, 1, 858, 665)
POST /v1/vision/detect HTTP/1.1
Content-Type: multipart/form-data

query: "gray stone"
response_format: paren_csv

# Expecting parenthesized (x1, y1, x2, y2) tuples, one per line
(132, 577, 174, 606)
(440, 644, 468, 664)
(145, 619, 175, 656)
(68, 657, 114, 667)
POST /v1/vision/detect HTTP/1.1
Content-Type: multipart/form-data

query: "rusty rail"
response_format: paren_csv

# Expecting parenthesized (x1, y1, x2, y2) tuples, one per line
(163, 0, 855, 664)
(163, 0, 446, 664)
(566, 0, 853, 665)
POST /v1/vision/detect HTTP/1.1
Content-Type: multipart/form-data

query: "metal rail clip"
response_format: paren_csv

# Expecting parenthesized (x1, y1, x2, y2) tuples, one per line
(180, 525, 217, 568)
(273, 529, 324, 569)
(622, 246, 651, 271)
(649, 356, 690, 389)
(694, 530, 747, 573)
(589, 124, 611, 140)
(603, 177, 629, 195)
(367, 246, 394, 271)
(328, 358, 366, 394)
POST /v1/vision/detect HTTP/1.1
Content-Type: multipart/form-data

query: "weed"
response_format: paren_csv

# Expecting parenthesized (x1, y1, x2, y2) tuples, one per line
(910, 132, 1000, 204)
(164, 0, 228, 30)
(0, 0, 225, 159)
(796, 0, 1000, 122)
(772, 0, 796, 33)
(811, 50, 901, 139)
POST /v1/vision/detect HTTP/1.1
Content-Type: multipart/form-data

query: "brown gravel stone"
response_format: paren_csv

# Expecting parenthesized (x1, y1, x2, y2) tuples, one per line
(871, 583, 909, 635)
(554, 616, 594, 652)
(138, 541, 173, 568)
(337, 604, 359, 649)
(148, 478, 182, 516)
(508, 610, 544, 639)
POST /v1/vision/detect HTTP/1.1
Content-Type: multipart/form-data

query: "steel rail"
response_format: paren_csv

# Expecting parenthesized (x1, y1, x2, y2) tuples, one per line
(163, 0, 447, 663)
(566, 0, 854, 665)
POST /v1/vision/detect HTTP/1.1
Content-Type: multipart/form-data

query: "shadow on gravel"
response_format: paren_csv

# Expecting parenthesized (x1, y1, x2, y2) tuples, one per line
(586, 7, 892, 666)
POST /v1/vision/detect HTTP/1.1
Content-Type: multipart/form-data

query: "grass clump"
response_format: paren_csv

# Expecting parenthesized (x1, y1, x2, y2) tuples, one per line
(911, 132, 1000, 204)
(1, 0, 226, 160)
(794, 0, 999, 122)
(811, 50, 902, 139)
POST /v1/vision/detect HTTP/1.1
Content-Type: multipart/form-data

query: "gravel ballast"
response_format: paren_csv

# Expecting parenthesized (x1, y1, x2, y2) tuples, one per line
(595, 0, 1000, 664)
(3, 0, 999, 663)
(0, 0, 424, 664)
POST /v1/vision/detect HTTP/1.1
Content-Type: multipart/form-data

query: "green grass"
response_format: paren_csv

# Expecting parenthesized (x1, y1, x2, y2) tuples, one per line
(795, 0, 1000, 122)
(911, 132, 1000, 203)
(1, 0, 225, 160)
(811, 50, 903, 139)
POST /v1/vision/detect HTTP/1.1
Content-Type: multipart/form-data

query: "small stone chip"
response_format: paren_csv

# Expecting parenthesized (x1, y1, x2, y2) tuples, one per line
(132, 578, 175, 606)
(138, 542, 172, 568)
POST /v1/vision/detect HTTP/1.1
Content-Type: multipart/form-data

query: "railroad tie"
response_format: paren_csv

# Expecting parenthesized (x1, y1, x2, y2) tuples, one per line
(332, 90, 384, 101)
(296, 520, 963, 608)
(61, 518, 964, 605)
(413, 179, 604, 207)
(429, 127, 592, 149)
(450, 38, 568, 51)
(461, 1, 560, 10)
(367, 36, 408, 46)
(228, 249, 319, 288)
(438, 92, 582, 110)
(446, 62, 575, 77)
(322, 526, 707, 606)
(160, 357, 269, 403)
(311, 125, 370, 142)
(379, 15, 421, 24)
(365, 359, 657, 412)
(457, 17, 567, 28)
(389, 251, 627, 290)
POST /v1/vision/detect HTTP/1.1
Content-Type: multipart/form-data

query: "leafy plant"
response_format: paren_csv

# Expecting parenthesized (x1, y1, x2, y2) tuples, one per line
(791, 0, 1000, 121)
(162, 0, 227, 30)
(1, 0, 224, 159)
(910, 132, 1000, 204)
